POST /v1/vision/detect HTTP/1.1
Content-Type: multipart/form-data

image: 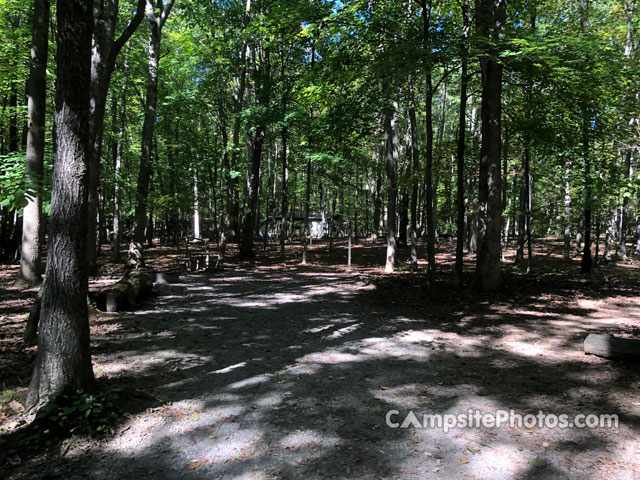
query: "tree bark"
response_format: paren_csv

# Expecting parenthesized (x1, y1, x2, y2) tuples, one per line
(454, 0, 470, 284)
(86, 0, 145, 274)
(420, 0, 436, 279)
(219, 0, 252, 263)
(27, 0, 95, 411)
(384, 101, 399, 273)
(18, 0, 50, 286)
(280, 125, 288, 259)
(564, 157, 572, 259)
(129, 0, 174, 268)
(620, 1, 635, 261)
(473, 0, 506, 292)
(111, 53, 129, 262)
(409, 92, 419, 271)
(579, 0, 593, 274)
(193, 166, 201, 239)
(239, 43, 270, 258)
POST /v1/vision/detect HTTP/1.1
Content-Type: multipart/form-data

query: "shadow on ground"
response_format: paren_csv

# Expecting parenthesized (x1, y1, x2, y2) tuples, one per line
(1, 239, 640, 479)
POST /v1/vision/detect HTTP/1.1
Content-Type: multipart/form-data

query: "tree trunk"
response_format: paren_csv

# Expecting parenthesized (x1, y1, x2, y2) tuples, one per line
(129, 0, 174, 268)
(474, 0, 506, 292)
(421, 0, 436, 279)
(564, 157, 572, 259)
(384, 101, 399, 273)
(86, 0, 145, 275)
(373, 149, 382, 238)
(579, 0, 593, 274)
(27, 0, 95, 411)
(239, 44, 270, 259)
(18, 0, 49, 286)
(111, 53, 129, 262)
(455, 0, 470, 283)
(302, 154, 311, 264)
(409, 94, 419, 271)
(620, 1, 635, 261)
(193, 166, 201, 239)
(219, 0, 252, 262)
(280, 125, 288, 259)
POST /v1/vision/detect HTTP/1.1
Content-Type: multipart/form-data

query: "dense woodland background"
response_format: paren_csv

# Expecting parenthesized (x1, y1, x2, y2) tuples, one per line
(1, 0, 638, 285)
(0, 3, 640, 474)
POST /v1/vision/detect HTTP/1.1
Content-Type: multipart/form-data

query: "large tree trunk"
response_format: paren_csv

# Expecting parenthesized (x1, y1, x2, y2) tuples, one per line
(384, 101, 399, 273)
(27, 0, 95, 411)
(129, 0, 174, 268)
(474, 0, 506, 292)
(454, 0, 470, 284)
(18, 0, 50, 286)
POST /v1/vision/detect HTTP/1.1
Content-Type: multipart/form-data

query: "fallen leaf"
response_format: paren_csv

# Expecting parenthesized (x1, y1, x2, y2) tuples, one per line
(380, 386, 390, 390)
(186, 457, 209, 470)
(461, 459, 470, 464)
(8, 401, 25, 414)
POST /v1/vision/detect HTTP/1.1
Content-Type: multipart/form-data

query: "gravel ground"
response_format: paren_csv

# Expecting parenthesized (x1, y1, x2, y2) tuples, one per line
(3, 260, 640, 479)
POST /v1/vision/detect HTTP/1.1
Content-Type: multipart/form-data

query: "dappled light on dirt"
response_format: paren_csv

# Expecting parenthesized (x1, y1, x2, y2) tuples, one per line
(1, 239, 640, 479)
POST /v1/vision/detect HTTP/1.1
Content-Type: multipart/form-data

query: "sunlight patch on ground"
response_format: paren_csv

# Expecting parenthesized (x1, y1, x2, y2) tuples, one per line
(210, 361, 247, 375)
(229, 374, 274, 390)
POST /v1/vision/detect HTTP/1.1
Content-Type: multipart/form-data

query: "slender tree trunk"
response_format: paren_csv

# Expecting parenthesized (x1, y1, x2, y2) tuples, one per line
(454, 0, 469, 284)
(193, 166, 201, 239)
(302, 155, 311, 264)
(280, 125, 288, 259)
(421, 0, 436, 279)
(129, 0, 174, 267)
(373, 149, 382, 238)
(18, 0, 49, 286)
(86, 0, 145, 274)
(239, 44, 270, 258)
(111, 54, 129, 262)
(620, 1, 635, 261)
(219, 0, 252, 262)
(579, 0, 593, 274)
(515, 147, 529, 265)
(384, 101, 399, 273)
(474, 0, 506, 291)
(409, 93, 419, 271)
(564, 157, 572, 259)
(620, 151, 631, 260)
(27, 0, 95, 411)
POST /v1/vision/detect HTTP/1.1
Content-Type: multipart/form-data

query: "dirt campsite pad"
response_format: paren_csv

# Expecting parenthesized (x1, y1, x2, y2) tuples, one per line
(1, 239, 639, 479)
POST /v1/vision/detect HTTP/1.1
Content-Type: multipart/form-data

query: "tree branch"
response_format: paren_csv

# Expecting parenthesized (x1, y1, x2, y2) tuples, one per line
(114, 0, 146, 54)
(159, 0, 175, 29)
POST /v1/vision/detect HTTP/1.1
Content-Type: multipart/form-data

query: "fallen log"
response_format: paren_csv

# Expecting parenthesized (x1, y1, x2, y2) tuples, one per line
(584, 334, 640, 362)
(92, 270, 153, 312)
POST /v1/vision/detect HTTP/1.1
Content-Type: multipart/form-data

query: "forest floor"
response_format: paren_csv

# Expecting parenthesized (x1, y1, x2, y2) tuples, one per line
(1, 237, 639, 479)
